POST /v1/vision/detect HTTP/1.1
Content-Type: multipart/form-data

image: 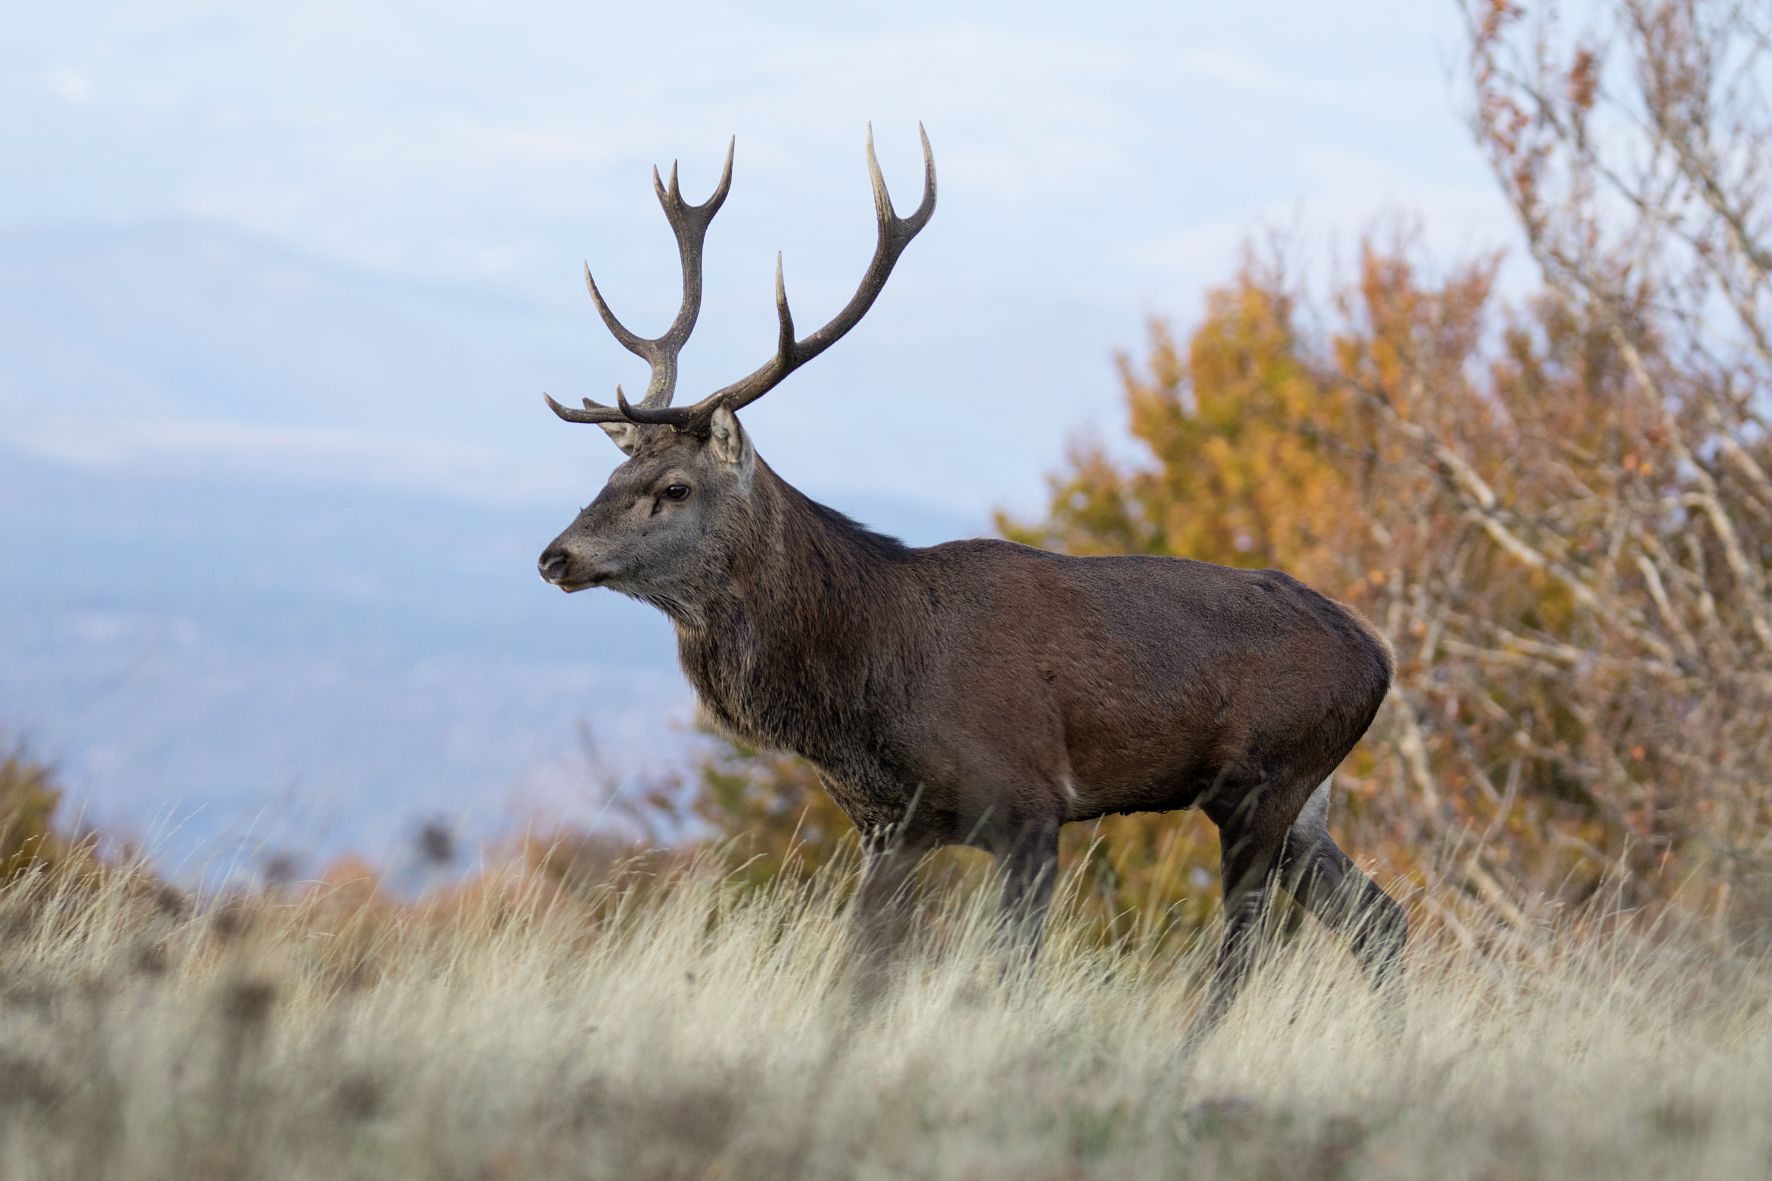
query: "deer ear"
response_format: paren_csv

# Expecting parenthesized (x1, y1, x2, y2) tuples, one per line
(706, 405, 748, 466)
(598, 422, 641, 456)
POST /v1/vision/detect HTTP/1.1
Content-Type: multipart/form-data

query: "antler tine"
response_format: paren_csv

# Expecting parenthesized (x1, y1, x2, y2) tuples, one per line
(579, 138, 737, 411)
(636, 137, 734, 409)
(543, 390, 635, 425)
(618, 125, 936, 434)
(770, 252, 795, 366)
(582, 264, 647, 356)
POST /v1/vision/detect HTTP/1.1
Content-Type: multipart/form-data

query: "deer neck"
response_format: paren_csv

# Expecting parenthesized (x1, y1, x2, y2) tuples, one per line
(672, 461, 917, 752)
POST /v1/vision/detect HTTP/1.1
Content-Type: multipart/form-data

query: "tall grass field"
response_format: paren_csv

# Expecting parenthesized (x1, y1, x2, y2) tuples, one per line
(0, 847, 1765, 1180)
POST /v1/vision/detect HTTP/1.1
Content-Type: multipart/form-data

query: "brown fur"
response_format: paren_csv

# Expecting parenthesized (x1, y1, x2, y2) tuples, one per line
(540, 421, 1407, 1034)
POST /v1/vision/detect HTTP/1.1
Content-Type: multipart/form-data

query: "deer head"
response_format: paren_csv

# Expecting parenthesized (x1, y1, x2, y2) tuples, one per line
(537, 127, 936, 602)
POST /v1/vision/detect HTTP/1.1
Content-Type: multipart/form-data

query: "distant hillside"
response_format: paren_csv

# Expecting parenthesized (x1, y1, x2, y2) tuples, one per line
(0, 220, 980, 878)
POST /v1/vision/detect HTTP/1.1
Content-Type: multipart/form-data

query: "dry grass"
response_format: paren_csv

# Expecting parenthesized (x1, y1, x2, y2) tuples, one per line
(0, 851, 1765, 1181)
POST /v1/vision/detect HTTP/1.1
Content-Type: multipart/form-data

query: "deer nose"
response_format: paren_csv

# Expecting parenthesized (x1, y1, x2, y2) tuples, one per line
(537, 546, 572, 585)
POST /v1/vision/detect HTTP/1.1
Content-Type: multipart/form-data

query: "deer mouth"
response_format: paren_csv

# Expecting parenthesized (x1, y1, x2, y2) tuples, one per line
(539, 544, 615, 592)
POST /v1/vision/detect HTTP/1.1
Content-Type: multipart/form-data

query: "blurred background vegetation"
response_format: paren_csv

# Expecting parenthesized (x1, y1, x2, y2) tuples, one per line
(615, 0, 1772, 945)
(7, 0, 1771, 947)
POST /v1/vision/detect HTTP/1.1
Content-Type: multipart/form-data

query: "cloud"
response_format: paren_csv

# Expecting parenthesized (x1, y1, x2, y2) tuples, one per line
(1176, 46, 1443, 120)
(8, 415, 578, 504)
(42, 68, 93, 103)
(1117, 143, 1517, 307)
(1179, 49, 1289, 94)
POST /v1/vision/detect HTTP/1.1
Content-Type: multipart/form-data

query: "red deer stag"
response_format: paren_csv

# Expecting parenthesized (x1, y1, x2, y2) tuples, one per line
(537, 128, 1405, 1031)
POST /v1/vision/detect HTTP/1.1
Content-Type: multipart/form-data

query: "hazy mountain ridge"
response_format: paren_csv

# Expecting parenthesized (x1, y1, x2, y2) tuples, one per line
(0, 220, 980, 876)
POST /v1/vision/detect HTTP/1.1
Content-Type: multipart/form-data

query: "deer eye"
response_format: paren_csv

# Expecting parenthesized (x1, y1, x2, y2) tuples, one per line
(662, 484, 691, 501)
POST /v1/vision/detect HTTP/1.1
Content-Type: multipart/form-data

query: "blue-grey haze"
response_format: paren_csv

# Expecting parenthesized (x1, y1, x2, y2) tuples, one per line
(0, 1, 1516, 876)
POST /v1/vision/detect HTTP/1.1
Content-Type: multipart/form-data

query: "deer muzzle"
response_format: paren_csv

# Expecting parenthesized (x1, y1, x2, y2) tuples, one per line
(537, 543, 607, 592)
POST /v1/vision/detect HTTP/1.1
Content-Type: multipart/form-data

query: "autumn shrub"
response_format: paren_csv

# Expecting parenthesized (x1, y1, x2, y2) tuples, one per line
(0, 737, 114, 891)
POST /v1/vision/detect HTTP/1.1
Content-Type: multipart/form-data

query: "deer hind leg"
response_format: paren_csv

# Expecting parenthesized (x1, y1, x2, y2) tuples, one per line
(1186, 763, 1341, 1043)
(1279, 779, 1408, 1000)
(1187, 813, 1285, 1039)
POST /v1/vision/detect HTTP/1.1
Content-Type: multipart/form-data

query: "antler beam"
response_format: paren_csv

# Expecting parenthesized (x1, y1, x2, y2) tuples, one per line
(546, 126, 936, 435)
(547, 138, 734, 424)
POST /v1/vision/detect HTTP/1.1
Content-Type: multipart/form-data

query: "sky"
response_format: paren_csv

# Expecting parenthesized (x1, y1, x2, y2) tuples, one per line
(0, 1, 1524, 877)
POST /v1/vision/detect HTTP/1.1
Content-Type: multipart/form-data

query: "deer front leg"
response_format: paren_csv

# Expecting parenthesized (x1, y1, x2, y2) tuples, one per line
(846, 823, 932, 1009)
(997, 819, 1061, 974)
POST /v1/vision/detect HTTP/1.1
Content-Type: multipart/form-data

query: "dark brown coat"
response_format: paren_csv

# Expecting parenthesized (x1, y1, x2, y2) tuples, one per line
(544, 436, 1406, 1031)
(537, 128, 1405, 1034)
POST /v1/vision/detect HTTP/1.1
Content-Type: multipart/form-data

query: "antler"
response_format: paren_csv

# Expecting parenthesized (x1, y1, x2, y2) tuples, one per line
(544, 138, 734, 426)
(547, 125, 936, 436)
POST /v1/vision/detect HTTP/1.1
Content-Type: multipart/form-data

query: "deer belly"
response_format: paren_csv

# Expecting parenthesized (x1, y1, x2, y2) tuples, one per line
(1065, 730, 1220, 819)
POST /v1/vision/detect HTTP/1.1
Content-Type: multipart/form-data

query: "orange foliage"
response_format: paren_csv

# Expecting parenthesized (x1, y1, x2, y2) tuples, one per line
(667, 216, 1772, 936)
